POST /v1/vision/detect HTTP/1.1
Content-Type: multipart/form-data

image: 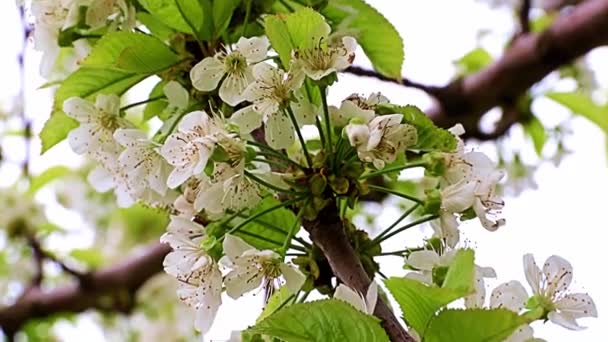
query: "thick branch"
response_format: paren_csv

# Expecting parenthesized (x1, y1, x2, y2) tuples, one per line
(303, 205, 414, 342)
(0, 243, 170, 337)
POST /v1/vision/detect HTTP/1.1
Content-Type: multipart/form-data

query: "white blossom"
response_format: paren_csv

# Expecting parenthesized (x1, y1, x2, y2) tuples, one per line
(523, 254, 597, 330)
(345, 114, 417, 169)
(194, 162, 260, 219)
(334, 282, 378, 315)
(330, 93, 388, 127)
(63, 94, 130, 161)
(487, 281, 535, 342)
(290, 19, 357, 80)
(160, 216, 222, 333)
(191, 37, 270, 106)
(160, 111, 226, 189)
(220, 234, 305, 299)
(113, 128, 171, 200)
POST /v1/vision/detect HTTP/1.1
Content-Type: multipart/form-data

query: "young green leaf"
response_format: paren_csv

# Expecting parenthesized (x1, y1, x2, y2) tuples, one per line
(523, 114, 547, 156)
(28, 166, 71, 195)
(40, 110, 79, 153)
(143, 80, 169, 121)
(384, 249, 475, 335)
(322, 0, 404, 79)
(377, 104, 458, 152)
(213, 0, 241, 38)
(246, 299, 390, 342)
(256, 286, 293, 323)
(138, 0, 196, 33)
(424, 309, 528, 342)
(546, 92, 608, 134)
(264, 15, 295, 68)
(455, 47, 493, 76)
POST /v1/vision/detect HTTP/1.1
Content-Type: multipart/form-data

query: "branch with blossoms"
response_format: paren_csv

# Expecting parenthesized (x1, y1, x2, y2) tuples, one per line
(1, 1, 600, 341)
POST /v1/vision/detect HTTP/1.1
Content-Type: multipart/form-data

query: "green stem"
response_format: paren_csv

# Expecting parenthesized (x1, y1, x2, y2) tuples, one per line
(285, 106, 312, 168)
(251, 158, 290, 170)
(370, 204, 420, 246)
(120, 95, 165, 111)
(232, 210, 311, 248)
(241, 0, 252, 37)
(236, 230, 306, 252)
(367, 184, 424, 204)
(223, 197, 303, 238)
(282, 199, 308, 255)
(360, 161, 428, 179)
(370, 215, 439, 247)
(244, 170, 304, 195)
(378, 247, 424, 256)
(319, 86, 333, 158)
(247, 141, 307, 171)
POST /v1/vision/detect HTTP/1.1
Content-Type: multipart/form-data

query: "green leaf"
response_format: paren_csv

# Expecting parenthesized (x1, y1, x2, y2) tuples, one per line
(40, 110, 78, 153)
(322, 0, 404, 79)
(424, 309, 527, 342)
(28, 166, 71, 195)
(264, 15, 295, 68)
(119, 203, 170, 240)
(384, 249, 475, 335)
(70, 248, 105, 268)
(523, 114, 547, 156)
(257, 286, 293, 323)
(82, 32, 180, 73)
(175, 0, 214, 41)
(455, 48, 493, 76)
(285, 7, 328, 49)
(546, 92, 608, 133)
(213, 0, 241, 38)
(246, 299, 389, 342)
(143, 80, 169, 121)
(377, 104, 457, 152)
(235, 197, 297, 250)
(137, 12, 175, 40)
(139, 0, 194, 33)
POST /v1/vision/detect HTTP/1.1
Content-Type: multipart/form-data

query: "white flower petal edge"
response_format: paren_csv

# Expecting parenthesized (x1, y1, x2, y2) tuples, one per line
(334, 282, 378, 315)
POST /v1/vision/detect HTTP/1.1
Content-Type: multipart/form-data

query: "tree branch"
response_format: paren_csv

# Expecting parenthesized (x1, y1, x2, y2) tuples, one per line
(303, 204, 414, 342)
(518, 0, 532, 34)
(0, 243, 170, 338)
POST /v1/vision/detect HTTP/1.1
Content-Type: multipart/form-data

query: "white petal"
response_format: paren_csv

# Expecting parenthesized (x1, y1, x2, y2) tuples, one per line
(280, 263, 305, 294)
(178, 111, 208, 132)
(404, 271, 432, 284)
(365, 282, 378, 314)
(431, 212, 460, 248)
(230, 105, 263, 134)
(219, 70, 252, 106)
(490, 280, 528, 312)
(95, 94, 120, 116)
(548, 311, 585, 330)
(504, 324, 535, 342)
(166, 215, 205, 238)
(345, 123, 370, 148)
(224, 269, 264, 299)
(236, 36, 270, 63)
(194, 180, 225, 214)
(113, 128, 147, 147)
(223, 234, 255, 261)
(441, 180, 476, 213)
(464, 270, 486, 309)
(265, 112, 295, 150)
(555, 293, 597, 318)
(542, 255, 573, 297)
(523, 254, 542, 296)
(190, 57, 225, 91)
(405, 250, 440, 271)
(164, 81, 189, 109)
(334, 284, 367, 313)
(167, 165, 194, 189)
(67, 126, 92, 154)
(63, 97, 96, 121)
(87, 166, 114, 192)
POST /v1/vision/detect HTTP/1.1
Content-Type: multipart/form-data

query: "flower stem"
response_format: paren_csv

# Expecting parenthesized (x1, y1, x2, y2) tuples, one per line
(319, 85, 333, 160)
(244, 170, 305, 195)
(236, 230, 305, 252)
(247, 141, 307, 171)
(120, 95, 166, 111)
(368, 203, 420, 247)
(367, 184, 425, 204)
(223, 197, 304, 238)
(282, 199, 308, 256)
(369, 215, 439, 247)
(359, 161, 428, 179)
(285, 106, 312, 168)
(241, 0, 252, 37)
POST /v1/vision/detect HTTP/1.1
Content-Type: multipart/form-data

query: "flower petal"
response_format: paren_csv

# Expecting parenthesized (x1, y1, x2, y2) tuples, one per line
(490, 280, 528, 312)
(230, 105, 263, 134)
(365, 282, 378, 314)
(334, 284, 367, 313)
(548, 311, 585, 330)
(223, 234, 255, 261)
(113, 128, 147, 147)
(504, 324, 535, 342)
(236, 36, 270, 63)
(63, 97, 96, 121)
(405, 250, 440, 271)
(219, 69, 253, 106)
(523, 254, 542, 296)
(280, 263, 305, 294)
(555, 293, 597, 318)
(265, 112, 295, 150)
(224, 269, 264, 299)
(167, 164, 194, 189)
(190, 57, 225, 91)
(164, 80, 189, 109)
(542, 255, 573, 297)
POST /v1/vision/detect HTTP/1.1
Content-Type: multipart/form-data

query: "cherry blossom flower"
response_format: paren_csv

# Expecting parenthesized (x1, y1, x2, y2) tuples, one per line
(63, 94, 130, 161)
(220, 234, 305, 299)
(334, 282, 378, 315)
(113, 128, 171, 199)
(160, 111, 227, 189)
(330, 93, 388, 127)
(290, 19, 357, 80)
(160, 216, 222, 333)
(523, 254, 597, 330)
(487, 281, 536, 342)
(190, 37, 270, 106)
(345, 114, 417, 169)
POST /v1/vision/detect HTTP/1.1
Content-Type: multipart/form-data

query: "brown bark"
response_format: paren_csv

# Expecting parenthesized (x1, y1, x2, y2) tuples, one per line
(303, 204, 414, 342)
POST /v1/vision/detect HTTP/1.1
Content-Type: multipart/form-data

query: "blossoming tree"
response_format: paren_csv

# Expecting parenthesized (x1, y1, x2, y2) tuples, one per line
(0, 0, 604, 341)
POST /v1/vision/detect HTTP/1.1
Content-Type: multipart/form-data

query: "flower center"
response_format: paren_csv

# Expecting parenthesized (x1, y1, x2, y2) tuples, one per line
(224, 52, 247, 75)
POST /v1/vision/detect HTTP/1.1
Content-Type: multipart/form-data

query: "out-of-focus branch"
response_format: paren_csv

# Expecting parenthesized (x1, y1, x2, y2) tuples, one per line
(519, 0, 532, 34)
(345, 0, 608, 140)
(0, 243, 170, 339)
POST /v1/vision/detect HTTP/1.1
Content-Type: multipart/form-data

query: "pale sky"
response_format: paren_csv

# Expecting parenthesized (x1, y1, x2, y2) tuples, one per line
(0, 1, 606, 341)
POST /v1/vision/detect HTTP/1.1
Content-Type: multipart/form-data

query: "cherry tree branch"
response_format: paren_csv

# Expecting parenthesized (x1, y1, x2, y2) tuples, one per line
(0, 243, 170, 339)
(302, 204, 414, 342)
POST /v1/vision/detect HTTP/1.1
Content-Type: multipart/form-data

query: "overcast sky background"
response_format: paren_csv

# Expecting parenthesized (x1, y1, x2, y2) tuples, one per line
(0, 0, 606, 341)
